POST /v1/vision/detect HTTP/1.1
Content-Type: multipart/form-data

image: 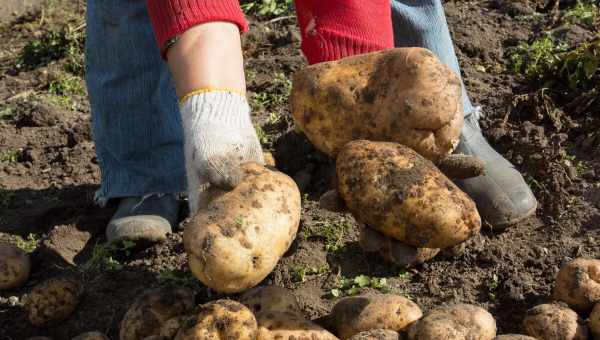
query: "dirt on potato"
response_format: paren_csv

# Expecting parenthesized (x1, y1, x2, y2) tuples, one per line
(1, 0, 599, 339)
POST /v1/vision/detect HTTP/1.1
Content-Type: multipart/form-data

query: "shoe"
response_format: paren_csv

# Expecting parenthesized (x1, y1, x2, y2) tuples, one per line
(453, 109, 538, 228)
(106, 194, 180, 244)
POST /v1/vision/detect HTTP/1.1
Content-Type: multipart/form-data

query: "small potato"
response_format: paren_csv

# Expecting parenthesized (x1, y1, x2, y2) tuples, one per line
(256, 311, 338, 340)
(407, 304, 496, 340)
(348, 329, 400, 340)
(120, 287, 195, 340)
(359, 227, 439, 267)
(554, 258, 600, 313)
(240, 285, 300, 315)
(329, 294, 422, 339)
(291, 47, 463, 162)
(493, 335, 537, 340)
(590, 303, 600, 340)
(337, 140, 481, 249)
(72, 331, 110, 340)
(0, 243, 31, 290)
(185, 163, 301, 293)
(522, 303, 588, 340)
(175, 300, 257, 340)
(25, 276, 84, 327)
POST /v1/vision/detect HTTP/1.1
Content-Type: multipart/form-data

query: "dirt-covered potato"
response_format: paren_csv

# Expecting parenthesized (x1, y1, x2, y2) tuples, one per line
(184, 162, 301, 293)
(493, 335, 537, 340)
(522, 303, 588, 340)
(0, 243, 31, 290)
(120, 287, 195, 340)
(590, 303, 600, 340)
(554, 257, 600, 312)
(291, 47, 463, 162)
(348, 329, 400, 340)
(240, 285, 300, 315)
(359, 227, 439, 267)
(407, 304, 496, 340)
(256, 311, 338, 340)
(175, 300, 257, 340)
(160, 316, 189, 339)
(337, 140, 481, 249)
(328, 294, 422, 339)
(25, 276, 84, 327)
(72, 331, 110, 340)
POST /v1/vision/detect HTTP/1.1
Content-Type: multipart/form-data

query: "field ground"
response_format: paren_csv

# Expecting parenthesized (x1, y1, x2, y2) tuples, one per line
(0, 0, 599, 338)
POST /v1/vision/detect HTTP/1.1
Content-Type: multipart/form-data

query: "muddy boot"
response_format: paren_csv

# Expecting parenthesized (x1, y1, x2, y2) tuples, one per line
(106, 194, 180, 244)
(454, 110, 537, 228)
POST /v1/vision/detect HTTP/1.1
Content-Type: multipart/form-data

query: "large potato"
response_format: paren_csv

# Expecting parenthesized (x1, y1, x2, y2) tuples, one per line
(175, 300, 257, 340)
(407, 304, 496, 340)
(522, 303, 588, 340)
(328, 294, 422, 339)
(337, 140, 481, 249)
(554, 258, 600, 313)
(25, 276, 84, 327)
(240, 285, 300, 315)
(256, 311, 338, 340)
(590, 303, 600, 340)
(184, 163, 301, 293)
(291, 47, 463, 162)
(348, 329, 400, 340)
(0, 243, 31, 290)
(359, 227, 439, 267)
(120, 287, 195, 340)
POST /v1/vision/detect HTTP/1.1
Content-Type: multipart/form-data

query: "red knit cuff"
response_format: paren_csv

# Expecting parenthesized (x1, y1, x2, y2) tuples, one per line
(146, 0, 248, 59)
(294, 0, 394, 65)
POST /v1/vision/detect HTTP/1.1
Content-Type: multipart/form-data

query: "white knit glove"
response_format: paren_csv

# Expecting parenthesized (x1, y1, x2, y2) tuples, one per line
(180, 91, 264, 214)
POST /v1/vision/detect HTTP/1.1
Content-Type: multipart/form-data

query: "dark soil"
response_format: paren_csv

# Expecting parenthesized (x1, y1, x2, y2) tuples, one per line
(1, 0, 599, 339)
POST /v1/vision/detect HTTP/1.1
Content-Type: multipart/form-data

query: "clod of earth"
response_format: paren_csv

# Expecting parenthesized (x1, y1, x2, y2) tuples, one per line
(24, 276, 84, 327)
(184, 162, 301, 293)
(348, 329, 400, 340)
(522, 303, 589, 340)
(553, 257, 600, 313)
(175, 300, 257, 340)
(255, 310, 338, 340)
(336, 140, 481, 249)
(291, 47, 463, 163)
(407, 304, 497, 340)
(0, 243, 31, 290)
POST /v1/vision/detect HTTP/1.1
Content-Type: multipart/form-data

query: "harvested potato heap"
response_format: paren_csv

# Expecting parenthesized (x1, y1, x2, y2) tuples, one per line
(184, 163, 301, 293)
(0, 243, 31, 290)
(406, 304, 496, 340)
(24, 276, 84, 327)
(522, 303, 589, 340)
(291, 47, 464, 163)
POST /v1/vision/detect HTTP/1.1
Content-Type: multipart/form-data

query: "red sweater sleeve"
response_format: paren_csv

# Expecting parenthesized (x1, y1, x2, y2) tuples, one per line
(146, 0, 248, 57)
(294, 0, 394, 65)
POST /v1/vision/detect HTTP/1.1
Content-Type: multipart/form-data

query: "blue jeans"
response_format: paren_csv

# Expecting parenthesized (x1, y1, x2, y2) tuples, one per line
(86, 0, 476, 201)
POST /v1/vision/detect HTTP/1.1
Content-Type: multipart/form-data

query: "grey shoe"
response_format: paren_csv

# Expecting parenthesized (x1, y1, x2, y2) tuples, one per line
(106, 194, 180, 244)
(453, 109, 538, 228)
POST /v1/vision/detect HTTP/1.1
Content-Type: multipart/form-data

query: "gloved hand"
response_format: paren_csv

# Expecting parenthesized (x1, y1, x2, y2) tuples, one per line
(180, 90, 264, 214)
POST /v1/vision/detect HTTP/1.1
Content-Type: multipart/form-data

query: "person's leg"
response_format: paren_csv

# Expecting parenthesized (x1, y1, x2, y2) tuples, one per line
(391, 0, 537, 228)
(86, 0, 184, 242)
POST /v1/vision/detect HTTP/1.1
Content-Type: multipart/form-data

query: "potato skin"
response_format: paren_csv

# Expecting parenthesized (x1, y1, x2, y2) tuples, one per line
(348, 329, 400, 340)
(554, 258, 600, 313)
(175, 300, 257, 340)
(185, 163, 301, 293)
(0, 243, 31, 290)
(590, 303, 600, 340)
(407, 304, 496, 340)
(72, 331, 110, 340)
(240, 285, 300, 315)
(337, 140, 481, 249)
(119, 287, 195, 340)
(493, 336, 537, 340)
(359, 227, 439, 267)
(291, 47, 463, 162)
(522, 303, 588, 340)
(256, 311, 338, 340)
(329, 294, 422, 339)
(25, 276, 84, 327)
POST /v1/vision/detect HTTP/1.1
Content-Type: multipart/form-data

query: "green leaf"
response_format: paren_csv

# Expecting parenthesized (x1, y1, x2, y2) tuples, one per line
(330, 289, 341, 298)
(354, 275, 371, 288)
(346, 287, 361, 296)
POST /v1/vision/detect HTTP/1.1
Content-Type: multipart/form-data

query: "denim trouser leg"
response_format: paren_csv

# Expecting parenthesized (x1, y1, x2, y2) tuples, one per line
(391, 0, 475, 116)
(86, 0, 186, 204)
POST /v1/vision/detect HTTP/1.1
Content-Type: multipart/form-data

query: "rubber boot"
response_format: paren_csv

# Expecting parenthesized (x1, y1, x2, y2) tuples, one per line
(106, 194, 180, 244)
(454, 110, 538, 228)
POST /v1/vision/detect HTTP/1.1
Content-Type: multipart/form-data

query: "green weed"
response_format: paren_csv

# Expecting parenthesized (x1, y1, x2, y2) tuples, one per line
(290, 264, 330, 283)
(304, 220, 350, 252)
(487, 273, 499, 301)
(15, 233, 39, 253)
(563, 0, 598, 27)
(19, 25, 85, 74)
(158, 270, 198, 288)
(49, 75, 85, 96)
(82, 240, 136, 272)
(511, 35, 568, 80)
(0, 150, 19, 163)
(0, 107, 14, 120)
(241, 0, 292, 18)
(255, 124, 269, 145)
(330, 275, 390, 298)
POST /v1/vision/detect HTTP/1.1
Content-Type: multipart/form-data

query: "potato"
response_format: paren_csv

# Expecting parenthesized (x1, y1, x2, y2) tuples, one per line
(256, 311, 338, 340)
(72, 331, 110, 340)
(0, 243, 31, 290)
(590, 303, 600, 340)
(407, 304, 496, 340)
(175, 300, 257, 340)
(291, 47, 463, 163)
(240, 285, 300, 315)
(328, 294, 422, 339)
(359, 227, 439, 267)
(493, 336, 537, 340)
(120, 287, 195, 340)
(337, 140, 481, 249)
(160, 316, 190, 339)
(348, 329, 400, 340)
(554, 257, 600, 313)
(25, 276, 84, 327)
(522, 303, 588, 340)
(184, 162, 301, 293)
